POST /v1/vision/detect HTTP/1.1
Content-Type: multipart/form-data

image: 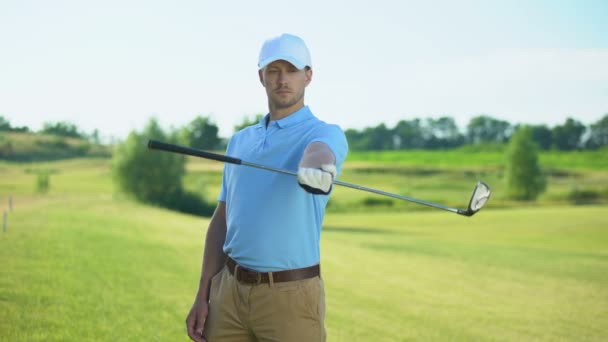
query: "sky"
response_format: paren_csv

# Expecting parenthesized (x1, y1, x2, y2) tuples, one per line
(1, 0, 607, 141)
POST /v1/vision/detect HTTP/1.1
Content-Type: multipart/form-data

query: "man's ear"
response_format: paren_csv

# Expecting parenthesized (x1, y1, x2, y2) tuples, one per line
(258, 69, 265, 86)
(305, 68, 313, 86)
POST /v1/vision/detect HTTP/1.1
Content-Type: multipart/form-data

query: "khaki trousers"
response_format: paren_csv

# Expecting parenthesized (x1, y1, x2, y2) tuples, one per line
(204, 265, 326, 342)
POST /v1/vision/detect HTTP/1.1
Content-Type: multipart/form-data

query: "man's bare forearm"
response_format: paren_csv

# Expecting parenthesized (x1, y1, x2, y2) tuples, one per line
(196, 201, 227, 301)
(299, 142, 336, 168)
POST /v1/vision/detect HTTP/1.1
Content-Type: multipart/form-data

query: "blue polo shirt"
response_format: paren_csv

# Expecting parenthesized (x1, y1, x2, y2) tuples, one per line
(218, 106, 348, 272)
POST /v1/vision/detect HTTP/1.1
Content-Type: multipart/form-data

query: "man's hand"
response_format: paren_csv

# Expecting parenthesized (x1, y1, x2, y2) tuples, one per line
(186, 299, 209, 342)
(297, 164, 337, 195)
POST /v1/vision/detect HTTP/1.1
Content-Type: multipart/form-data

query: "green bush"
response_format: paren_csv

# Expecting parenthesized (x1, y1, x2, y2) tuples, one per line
(504, 126, 547, 200)
(36, 171, 50, 193)
(0, 140, 13, 159)
(568, 188, 600, 205)
(361, 197, 394, 207)
(49, 136, 69, 148)
(161, 189, 215, 216)
(112, 118, 213, 216)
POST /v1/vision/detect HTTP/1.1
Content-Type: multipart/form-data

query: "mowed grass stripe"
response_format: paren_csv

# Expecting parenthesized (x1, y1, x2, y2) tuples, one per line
(0, 195, 208, 341)
(347, 148, 608, 171)
(321, 207, 608, 341)
(1, 194, 607, 341)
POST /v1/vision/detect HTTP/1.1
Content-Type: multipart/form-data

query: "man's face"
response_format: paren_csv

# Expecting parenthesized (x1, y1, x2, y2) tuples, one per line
(259, 60, 312, 113)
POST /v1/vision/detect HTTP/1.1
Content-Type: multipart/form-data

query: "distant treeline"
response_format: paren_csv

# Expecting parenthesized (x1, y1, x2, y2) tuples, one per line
(0, 116, 110, 161)
(0, 116, 102, 143)
(0, 114, 221, 161)
(2, 113, 608, 154)
(346, 114, 608, 151)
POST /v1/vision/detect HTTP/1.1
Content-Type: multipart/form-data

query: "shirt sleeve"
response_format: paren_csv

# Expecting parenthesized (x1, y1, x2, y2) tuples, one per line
(309, 124, 349, 175)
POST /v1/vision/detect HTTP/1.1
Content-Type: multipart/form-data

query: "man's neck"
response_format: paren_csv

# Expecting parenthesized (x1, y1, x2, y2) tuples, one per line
(269, 103, 305, 121)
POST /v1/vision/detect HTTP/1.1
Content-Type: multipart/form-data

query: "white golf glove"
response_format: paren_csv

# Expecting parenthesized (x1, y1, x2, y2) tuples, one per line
(297, 164, 337, 195)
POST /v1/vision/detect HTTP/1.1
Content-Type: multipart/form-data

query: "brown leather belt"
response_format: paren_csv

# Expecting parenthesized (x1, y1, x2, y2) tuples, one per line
(226, 257, 320, 284)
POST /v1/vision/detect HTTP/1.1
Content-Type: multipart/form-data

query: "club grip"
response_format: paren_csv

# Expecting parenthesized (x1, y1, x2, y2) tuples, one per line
(147, 139, 242, 165)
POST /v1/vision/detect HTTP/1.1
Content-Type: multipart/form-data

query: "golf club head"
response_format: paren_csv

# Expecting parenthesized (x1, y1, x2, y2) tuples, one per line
(463, 181, 491, 216)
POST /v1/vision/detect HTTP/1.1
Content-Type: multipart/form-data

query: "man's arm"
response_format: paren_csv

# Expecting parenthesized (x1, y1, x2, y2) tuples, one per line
(198, 201, 227, 300)
(299, 141, 336, 168)
(186, 201, 227, 342)
(297, 142, 337, 194)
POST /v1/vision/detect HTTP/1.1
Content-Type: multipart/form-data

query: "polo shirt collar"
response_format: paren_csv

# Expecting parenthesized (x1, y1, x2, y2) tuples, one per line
(258, 106, 313, 129)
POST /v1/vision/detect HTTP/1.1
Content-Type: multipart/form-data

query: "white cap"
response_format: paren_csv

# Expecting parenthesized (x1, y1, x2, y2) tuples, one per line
(258, 33, 312, 70)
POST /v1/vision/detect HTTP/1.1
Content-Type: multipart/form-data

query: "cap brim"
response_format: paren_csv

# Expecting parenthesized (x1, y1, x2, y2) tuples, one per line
(258, 56, 307, 70)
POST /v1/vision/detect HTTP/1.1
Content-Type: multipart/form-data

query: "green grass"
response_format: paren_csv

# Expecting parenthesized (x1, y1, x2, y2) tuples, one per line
(348, 147, 608, 171)
(323, 208, 608, 341)
(0, 195, 201, 341)
(1, 157, 607, 341)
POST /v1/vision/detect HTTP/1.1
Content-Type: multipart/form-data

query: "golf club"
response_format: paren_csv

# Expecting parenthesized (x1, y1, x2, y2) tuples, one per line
(147, 139, 491, 216)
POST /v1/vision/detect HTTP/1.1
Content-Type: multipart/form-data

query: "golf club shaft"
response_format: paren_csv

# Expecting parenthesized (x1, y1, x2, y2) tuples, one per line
(148, 139, 464, 214)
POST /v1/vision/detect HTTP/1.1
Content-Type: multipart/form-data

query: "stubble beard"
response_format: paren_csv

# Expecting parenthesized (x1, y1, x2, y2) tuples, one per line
(269, 89, 304, 112)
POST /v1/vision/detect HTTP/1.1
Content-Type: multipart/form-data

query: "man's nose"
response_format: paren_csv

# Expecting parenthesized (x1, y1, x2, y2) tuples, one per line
(278, 71, 288, 84)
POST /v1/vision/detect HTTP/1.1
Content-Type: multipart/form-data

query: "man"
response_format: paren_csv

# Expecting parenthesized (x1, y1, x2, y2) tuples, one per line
(186, 33, 348, 342)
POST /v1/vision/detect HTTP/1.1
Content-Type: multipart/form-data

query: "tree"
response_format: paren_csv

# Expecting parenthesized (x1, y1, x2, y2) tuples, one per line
(0, 116, 28, 132)
(504, 126, 547, 200)
(551, 117, 585, 150)
(112, 119, 214, 216)
(425, 116, 464, 148)
(0, 116, 11, 131)
(41, 121, 84, 138)
(528, 124, 552, 150)
(180, 115, 221, 150)
(89, 129, 101, 145)
(113, 118, 185, 204)
(585, 114, 608, 149)
(366, 123, 393, 150)
(466, 115, 512, 144)
(344, 128, 368, 150)
(345, 124, 394, 150)
(393, 119, 426, 149)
